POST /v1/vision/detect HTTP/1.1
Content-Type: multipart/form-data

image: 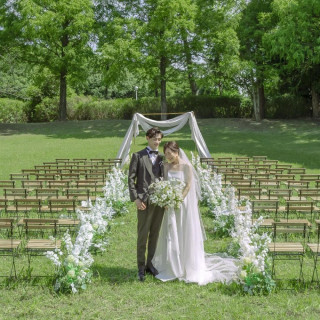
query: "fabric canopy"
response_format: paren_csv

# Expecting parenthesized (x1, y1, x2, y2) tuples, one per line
(116, 112, 211, 167)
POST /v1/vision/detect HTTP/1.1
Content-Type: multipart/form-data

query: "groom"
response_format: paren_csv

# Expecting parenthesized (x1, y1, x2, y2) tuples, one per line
(128, 127, 165, 281)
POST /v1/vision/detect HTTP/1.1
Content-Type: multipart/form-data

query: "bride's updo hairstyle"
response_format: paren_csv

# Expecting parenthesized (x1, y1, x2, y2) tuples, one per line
(163, 141, 180, 155)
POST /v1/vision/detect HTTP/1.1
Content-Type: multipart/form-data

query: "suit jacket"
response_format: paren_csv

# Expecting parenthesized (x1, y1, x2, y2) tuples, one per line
(128, 148, 164, 203)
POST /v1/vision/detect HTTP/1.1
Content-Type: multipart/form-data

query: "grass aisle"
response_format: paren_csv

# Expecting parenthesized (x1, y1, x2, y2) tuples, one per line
(1, 118, 320, 319)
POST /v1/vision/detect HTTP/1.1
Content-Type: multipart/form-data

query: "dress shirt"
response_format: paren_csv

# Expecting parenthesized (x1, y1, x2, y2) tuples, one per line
(146, 147, 159, 165)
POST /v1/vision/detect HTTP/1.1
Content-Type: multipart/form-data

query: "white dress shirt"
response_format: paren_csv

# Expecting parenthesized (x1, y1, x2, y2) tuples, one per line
(146, 147, 159, 165)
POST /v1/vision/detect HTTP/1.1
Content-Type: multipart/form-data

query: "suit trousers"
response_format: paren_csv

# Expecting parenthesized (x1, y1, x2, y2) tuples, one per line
(137, 201, 164, 269)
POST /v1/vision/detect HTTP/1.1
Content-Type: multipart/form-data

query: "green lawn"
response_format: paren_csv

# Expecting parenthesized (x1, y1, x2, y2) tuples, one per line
(1, 118, 320, 320)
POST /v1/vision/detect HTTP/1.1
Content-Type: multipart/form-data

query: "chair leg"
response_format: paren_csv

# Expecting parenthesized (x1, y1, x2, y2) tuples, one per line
(298, 255, 304, 283)
(311, 254, 319, 283)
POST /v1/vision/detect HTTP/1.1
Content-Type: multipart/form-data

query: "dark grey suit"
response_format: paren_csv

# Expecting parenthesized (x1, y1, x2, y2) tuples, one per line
(128, 148, 165, 269)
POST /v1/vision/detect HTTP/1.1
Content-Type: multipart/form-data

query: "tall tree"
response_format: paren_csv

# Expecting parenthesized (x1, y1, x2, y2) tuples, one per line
(135, 0, 197, 118)
(0, 0, 94, 120)
(196, 0, 243, 96)
(265, 0, 320, 118)
(237, 0, 274, 121)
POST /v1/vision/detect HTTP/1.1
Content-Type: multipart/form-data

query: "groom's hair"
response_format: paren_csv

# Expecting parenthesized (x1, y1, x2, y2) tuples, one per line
(146, 127, 163, 139)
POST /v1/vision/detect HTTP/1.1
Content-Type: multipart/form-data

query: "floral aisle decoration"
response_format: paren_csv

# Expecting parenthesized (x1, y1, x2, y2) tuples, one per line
(231, 201, 275, 295)
(191, 153, 232, 237)
(46, 224, 94, 294)
(77, 197, 114, 253)
(103, 167, 130, 215)
(191, 153, 275, 294)
(191, 153, 224, 210)
(46, 167, 130, 293)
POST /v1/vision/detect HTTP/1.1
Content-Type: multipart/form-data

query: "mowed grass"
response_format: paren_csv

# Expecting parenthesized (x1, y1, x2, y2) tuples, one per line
(1, 118, 320, 319)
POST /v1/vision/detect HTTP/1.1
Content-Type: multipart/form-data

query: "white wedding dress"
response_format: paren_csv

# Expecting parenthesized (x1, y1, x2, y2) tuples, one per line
(152, 159, 238, 285)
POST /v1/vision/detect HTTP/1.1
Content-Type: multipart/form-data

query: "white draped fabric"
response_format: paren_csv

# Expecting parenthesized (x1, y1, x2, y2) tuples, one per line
(116, 112, 211, 167)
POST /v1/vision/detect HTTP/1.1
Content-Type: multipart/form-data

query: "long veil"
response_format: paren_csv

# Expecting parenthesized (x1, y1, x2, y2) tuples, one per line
(179, 149, 207, 241)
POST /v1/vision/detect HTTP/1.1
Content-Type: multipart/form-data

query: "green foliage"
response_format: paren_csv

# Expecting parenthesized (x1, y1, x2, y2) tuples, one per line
(242, 262, 276, 296)
(0, 98, 27, 123)
(212, 215, 235, 238)
(266, 95, 310, 119)
(168, 95, 252, 118)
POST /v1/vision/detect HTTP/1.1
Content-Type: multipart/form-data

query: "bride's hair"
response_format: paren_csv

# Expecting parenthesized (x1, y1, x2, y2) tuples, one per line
(163, 141, 179, 154)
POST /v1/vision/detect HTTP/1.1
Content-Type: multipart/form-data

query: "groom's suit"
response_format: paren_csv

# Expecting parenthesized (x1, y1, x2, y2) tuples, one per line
(128, 148, 165, 270)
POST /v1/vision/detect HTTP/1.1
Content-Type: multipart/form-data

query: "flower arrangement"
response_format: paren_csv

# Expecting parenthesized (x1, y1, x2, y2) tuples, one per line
(103, 167, 130, 215)
(46, 227, 94, 294)
(149, 178, 186, 209)
(231, 202, 275, 295)
(77, 197, 114, 253)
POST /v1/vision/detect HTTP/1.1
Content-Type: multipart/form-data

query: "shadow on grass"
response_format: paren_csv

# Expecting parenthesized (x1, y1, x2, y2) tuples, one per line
(93, 265, 137, 284)
(0, 120, 131, 139)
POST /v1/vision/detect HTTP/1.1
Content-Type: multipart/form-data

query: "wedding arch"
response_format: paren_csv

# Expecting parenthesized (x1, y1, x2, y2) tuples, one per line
(116, 112, 211, 167)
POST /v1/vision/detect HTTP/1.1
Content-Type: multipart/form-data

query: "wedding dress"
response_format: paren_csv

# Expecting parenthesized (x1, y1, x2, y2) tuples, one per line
(152, 152, 238, 285)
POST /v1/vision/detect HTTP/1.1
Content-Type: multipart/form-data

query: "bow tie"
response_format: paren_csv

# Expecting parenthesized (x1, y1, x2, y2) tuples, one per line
(149, 150, 159, 155)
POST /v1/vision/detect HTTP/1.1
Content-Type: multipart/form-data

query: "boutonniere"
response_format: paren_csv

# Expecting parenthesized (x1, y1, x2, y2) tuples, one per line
(159, 159, 167, 166)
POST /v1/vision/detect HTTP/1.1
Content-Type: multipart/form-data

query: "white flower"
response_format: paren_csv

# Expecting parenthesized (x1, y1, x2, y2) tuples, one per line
(240, 270, 247, 279)
(67, 269, 76, 278)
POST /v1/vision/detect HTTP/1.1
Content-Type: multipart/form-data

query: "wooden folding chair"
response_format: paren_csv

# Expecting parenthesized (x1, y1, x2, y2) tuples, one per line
(0, 180, 15, 189)
(237, 187, 262, 200)
(18, 218, 58, 238)
(307, 220, 320, 283)
(268, 221, 308, 284)
(4, 188, 28, 200)
(286, 200, 316, 221)
(22, 218, 61, 278)
(0, 239, 21, 279)
(0, 218, 15, 237)
(251, 199, 279, 219)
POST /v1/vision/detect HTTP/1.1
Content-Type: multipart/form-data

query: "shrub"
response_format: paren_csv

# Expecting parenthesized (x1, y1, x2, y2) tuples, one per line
(167, 95, 251, 118)
(265, 95, 310, 119)
(32, 97, 59, 122)
(0, 98, 28, 123)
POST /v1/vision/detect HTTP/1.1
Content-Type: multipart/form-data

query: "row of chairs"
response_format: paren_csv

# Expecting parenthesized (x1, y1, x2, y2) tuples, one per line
(0, 198, 85, 216)
(0, 217, 80, 238)
(0, 179, 104, 191)
(2, 187, 98, 200)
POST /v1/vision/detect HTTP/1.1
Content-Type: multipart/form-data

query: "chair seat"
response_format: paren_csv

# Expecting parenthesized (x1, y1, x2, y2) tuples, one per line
(0, 222, 13, 228)
(307, 243, 320, 254)
(268, 242, 304, 253)
(0, 239, 21, 250)
(253, 218, 274, 227)
(279, 219, 312, 227)
(57, 219, 80, 227)
(25, 239, 61, 250)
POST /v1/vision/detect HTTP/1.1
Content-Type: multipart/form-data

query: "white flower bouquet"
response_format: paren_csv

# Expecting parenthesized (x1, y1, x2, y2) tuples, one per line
(149, 178, 186, 209)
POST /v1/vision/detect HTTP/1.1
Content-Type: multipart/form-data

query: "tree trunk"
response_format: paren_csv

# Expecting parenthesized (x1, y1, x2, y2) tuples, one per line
(160, 56, 167, 120)
(59, 70, 67, 121)
(59, 21, 69, 121)
(183, 39, 197, 95)
(252, 82, 265, 121)
(311, 83, 319, 118)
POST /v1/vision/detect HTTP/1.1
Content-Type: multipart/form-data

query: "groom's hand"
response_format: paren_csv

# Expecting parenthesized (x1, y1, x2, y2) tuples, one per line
(135, 199, 146, 211)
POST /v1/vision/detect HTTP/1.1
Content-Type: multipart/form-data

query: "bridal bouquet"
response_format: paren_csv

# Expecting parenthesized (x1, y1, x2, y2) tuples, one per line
(149, 178, 186, 209)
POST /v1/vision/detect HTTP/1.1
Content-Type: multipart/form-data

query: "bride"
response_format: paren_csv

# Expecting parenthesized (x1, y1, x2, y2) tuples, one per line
(152, 141, 238, 285)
